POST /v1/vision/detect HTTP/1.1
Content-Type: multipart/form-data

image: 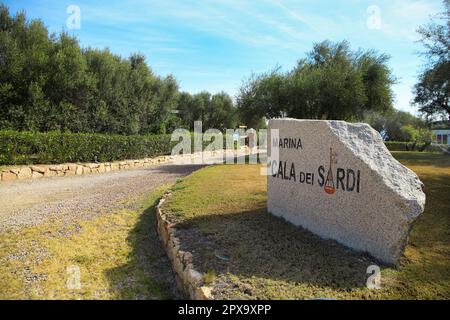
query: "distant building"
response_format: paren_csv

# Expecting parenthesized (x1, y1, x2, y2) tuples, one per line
(431, 121, 450, 145)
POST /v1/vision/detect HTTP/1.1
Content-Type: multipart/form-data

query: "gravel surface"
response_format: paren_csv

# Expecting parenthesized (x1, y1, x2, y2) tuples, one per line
(0, 164, 203, 232)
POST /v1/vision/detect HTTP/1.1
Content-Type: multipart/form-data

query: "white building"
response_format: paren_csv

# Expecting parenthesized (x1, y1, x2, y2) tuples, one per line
(432, 127, 450, 145)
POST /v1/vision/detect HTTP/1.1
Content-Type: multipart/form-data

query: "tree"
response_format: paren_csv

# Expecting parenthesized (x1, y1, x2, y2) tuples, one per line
(1, 5, 237, 134)
(236, 72, 282, 128)
(400, 125, 433, 151)
(207, 92, 236, 130)
(237, 41, 395, 127)
(363, 110, 426, 141)
(413, 0, 450, 120)
(176, 91, 237, 131)
(0, 6, 53, 130)
(0, 5, 267, 134)
(44, 32, 94, 132)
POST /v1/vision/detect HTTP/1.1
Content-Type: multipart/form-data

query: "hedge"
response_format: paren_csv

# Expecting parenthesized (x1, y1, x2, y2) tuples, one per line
(384, 141, 448, 152)
(0, 130, 180, 165)
(0, 130, 243, 165)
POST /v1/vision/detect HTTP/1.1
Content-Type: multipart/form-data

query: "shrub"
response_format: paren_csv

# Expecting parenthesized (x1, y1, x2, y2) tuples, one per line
(0, 130, 241, 165)
(384, 141, 446, 152)
(0, 131, 176, 165)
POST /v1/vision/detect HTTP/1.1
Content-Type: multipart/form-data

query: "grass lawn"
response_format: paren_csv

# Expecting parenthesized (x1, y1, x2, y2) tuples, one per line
(0, 185, 177, 299)
(162, 151, 450, 299)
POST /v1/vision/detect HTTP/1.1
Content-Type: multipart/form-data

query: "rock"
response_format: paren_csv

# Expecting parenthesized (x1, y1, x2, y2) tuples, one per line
(267, 118, 426, 265)
(44, 170, 56, 177)
(195, 286, 212, 300)
(119, 161, 128, 170)
(75, 165, 83, 175)
(158, 220, 170, 247)
(30, 166, 46, 174)
(172, 252, 185, 276)
(49, 165, 64, 172)
(1, 171, 17, 181)
(17, 167, 32, 180)
(86, 163, 99, 169)
(65, 164, 77, 176)
(98, 163, 106, 173)
(83, 167, 92, 174)
(32, 171, 44, 179)
(185, 268, 203, 287)
(183, 252, 193, 264)
(111, 163, 119, 171)
(9, 168, 20, 175)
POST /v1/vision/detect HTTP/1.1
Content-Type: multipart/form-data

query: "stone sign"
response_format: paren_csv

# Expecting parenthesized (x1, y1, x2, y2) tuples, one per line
(267, 118, 426, 264)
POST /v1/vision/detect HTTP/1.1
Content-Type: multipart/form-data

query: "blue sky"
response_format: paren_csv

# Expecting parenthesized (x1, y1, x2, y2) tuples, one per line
(5, 0, 445, 114)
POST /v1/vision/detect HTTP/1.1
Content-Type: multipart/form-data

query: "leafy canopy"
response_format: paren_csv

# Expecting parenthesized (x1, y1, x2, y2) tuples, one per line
(237, 40, 395, 128)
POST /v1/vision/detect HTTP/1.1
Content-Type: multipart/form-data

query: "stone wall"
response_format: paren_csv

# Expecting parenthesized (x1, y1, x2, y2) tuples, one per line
(0, 149, 242, 183)
(156, 193, 212, 300)
(0, 156, 171, 182)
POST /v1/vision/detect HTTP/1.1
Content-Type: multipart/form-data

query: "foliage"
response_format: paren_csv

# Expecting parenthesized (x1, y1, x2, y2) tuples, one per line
(400, 125, 433, 151)
(0, 6, 235, 134)
(0, 130, 174, 165)
(0, 129, 238, 165)
(363, 110, 427, 141)
(413, 0, 450, 120)
(176, 91, 237, 131)
(237, 41, 395, 128)
(383, 141, 443, 152)
(363, 110, 434, 152)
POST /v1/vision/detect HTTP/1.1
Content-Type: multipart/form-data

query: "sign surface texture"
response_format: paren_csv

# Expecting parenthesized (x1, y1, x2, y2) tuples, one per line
(267, 118, 426, 264)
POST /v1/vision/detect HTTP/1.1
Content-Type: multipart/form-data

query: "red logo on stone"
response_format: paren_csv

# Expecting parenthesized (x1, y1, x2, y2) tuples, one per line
(324, 147, 337, 195)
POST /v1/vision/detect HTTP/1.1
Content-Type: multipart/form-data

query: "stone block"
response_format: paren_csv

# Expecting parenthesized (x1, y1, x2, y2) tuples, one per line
(267, 118, 426, 264)
(17, 167, 32, 179)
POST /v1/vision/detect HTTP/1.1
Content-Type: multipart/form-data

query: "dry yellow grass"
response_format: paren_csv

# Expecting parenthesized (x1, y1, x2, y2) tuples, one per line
(0, 185, 177, 299)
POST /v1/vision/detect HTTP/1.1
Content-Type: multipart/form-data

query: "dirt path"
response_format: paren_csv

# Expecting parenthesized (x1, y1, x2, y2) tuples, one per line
(0, 164, 203, 232)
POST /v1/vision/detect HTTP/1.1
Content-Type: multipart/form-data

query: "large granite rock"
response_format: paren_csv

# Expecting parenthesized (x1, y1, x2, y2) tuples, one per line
(267, 118, 425, 265)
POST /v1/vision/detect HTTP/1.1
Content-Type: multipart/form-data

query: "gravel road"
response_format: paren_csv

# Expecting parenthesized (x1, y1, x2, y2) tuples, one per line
(0, 164, 203, 232)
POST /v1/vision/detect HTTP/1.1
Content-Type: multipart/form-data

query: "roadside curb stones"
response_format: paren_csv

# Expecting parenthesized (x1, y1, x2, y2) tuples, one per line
(156, 193, 212, 300)
(267, 118, 426, 265)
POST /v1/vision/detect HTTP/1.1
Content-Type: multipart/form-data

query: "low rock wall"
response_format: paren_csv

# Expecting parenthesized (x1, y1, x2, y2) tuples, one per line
(156, 193, 212, 300)
(0, 149, 251, 183)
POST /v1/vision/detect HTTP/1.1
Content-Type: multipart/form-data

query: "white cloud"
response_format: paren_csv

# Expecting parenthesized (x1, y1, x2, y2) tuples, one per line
(379, 0, 442, 41)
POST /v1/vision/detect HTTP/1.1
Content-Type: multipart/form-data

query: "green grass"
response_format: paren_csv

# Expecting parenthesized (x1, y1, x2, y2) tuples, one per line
(0, 185, 176, 300)
(162, 152, 450, 299)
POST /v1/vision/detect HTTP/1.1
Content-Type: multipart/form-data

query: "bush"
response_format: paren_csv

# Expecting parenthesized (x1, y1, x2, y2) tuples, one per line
(384, 141, 446, 152)
(0, 131, 176, 165)
(383, 141, 407, 151)
(0, 130, 242, 165)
